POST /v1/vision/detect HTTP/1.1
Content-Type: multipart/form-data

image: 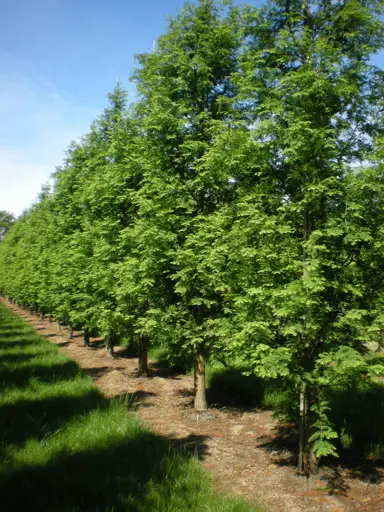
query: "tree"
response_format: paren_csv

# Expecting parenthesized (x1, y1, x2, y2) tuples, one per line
(131, 0, 244, 408)
(0, 211, 15, 241)
(226, 0, 384, 473)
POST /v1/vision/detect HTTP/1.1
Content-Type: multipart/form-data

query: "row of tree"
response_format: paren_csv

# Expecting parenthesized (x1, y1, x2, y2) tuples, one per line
(1, 0, 384, 474)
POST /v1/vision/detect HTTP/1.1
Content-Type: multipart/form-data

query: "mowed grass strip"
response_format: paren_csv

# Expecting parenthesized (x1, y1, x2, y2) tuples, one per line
(0, 304, 260, 512)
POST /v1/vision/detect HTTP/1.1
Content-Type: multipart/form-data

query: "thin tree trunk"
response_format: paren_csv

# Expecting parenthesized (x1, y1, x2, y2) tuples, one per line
(106, 329, 115, 358)
(194, 345, 207, 410)
(106, 344, 114, 357)
(57, 320, 61, 331)
(138, 336, 149, 377)
(106, 345, 114, 357)
(67, 322, 73, 340)
(299, 203, 312, 474)
(83, 327, 90, 347)
(299, 382, 307, 474)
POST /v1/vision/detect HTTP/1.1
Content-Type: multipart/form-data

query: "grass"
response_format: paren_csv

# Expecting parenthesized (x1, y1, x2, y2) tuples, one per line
(0, 304, 260, 512)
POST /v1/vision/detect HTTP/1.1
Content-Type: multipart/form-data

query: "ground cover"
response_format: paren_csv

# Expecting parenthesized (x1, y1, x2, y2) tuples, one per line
(0, 302, 259, 512)
(2, 300, 384, 511)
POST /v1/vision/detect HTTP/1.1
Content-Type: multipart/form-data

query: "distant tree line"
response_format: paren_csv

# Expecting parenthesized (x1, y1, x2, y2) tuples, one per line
(1, 0, 384, 474)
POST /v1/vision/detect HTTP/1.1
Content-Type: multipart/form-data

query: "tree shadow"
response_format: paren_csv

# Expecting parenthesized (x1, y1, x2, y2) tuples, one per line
(148, 360, 183, 380)
(114, 390, 158, 410)
(171, 433, 211, 460)
(0, 352, 48, 363)
(88, 338, 105, 349)
(0, 339, 40, 349)
(256, 382, 384, 492)
(0, 361, 80, 389)
(0, 429, 212, 512)
(83, 366, 131, 379)
(0, 329, 35, 337)
(256, 424, 298, 468)
(56, 340, 72, 347)
(36, 332, 60, 339)
(0, 327, 217, 512)
(207, 368, 266, 410)
(0, 390, 106, 446)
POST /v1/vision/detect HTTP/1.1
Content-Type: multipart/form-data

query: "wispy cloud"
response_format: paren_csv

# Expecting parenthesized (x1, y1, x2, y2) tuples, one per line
(0, 50, 95, 216)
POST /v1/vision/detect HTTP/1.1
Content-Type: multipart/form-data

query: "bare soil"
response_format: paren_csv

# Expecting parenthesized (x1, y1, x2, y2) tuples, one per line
(4, 301, 384, 512)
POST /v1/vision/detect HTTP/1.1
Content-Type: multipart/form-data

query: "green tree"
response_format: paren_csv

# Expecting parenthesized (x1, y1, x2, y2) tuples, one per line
(0, 211, 15, 241)
(227, 0, 384, 473)
(131, 0, 244, 408)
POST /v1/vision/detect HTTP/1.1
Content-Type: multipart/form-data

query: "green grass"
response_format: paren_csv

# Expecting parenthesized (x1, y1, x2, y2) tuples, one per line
(327, 378, 384, 460)
(0, 304, 260, 512)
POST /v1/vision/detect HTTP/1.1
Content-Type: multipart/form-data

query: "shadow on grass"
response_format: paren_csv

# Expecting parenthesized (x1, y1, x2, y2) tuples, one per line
(0, 331, 38, 340)
(0, 340, 41, 350)
(0, 390, 106, 446)
(116, 390, 157, 410)
(0, 352, 49, 364)
(0, 430, 212, 512)
(206, 368, 293, 415)
(0, 360, 80, 389)
(0, 308, 238, 512)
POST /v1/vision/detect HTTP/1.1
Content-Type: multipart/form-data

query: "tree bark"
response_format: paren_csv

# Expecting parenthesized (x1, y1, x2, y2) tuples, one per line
(67, 322, 73, 340)
(299, 203, 312, 475)
(194, 345, 207, 410)
(298, 382, 307, 474)
(106, 328, 115, 358)
(138, 336, 149, 377)
(83, 327, 90, 347)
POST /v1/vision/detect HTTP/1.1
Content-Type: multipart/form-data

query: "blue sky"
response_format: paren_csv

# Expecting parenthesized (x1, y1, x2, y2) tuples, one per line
(1, 0, 205, 215)
(0, 0, 382, 216)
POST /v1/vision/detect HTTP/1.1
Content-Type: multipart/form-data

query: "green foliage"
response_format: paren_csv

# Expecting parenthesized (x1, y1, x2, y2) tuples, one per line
(1, 0, 384, 471)
(0, 210, 15, 241)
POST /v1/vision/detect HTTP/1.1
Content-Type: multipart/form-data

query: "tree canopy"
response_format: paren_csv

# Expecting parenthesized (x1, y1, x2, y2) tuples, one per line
(1, 0, 384, 474)
(0, 210, 15, 241)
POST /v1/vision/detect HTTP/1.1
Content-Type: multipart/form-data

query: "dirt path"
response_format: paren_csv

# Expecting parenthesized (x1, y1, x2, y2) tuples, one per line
(4, 301, 384, 512)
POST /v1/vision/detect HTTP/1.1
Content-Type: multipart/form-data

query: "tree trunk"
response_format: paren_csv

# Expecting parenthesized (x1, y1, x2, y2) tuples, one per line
(299, 204, 312, 475)
(67, 322, 73, 340)
(83, 327, 90, 347)
(194, 345, 207, 410)
(138, 336, 149, 377)
(298, 382, 307, 474)
(298, 383, 317, 475)
(106, 328, 115, 358)
(57, 320, 61, 331)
